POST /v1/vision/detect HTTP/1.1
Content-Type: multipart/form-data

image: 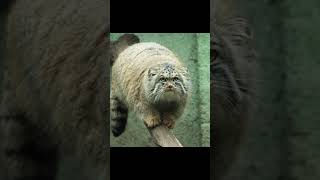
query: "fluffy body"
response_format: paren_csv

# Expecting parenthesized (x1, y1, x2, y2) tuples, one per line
(111, 42, 190, 136)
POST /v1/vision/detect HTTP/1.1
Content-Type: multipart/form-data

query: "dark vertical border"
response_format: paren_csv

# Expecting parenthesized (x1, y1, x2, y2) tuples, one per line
(106, 2, 111, 180)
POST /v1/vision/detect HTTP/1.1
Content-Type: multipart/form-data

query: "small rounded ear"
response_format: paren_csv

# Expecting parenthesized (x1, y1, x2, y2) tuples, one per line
(148, 67, 158, 78)
(117, 34, 140, 45)
(110, 34, 140, 65)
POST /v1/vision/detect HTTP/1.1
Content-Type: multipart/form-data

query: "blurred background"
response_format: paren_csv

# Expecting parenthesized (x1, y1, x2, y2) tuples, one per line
(222, 1, 320, 179)
(110, 33, 210, 147)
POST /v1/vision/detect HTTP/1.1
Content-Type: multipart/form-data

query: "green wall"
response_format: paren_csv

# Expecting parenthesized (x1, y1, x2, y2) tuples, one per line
(110, 33, 210, 147)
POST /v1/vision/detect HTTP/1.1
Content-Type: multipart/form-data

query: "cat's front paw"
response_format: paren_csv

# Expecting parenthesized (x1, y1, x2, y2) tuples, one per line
(162, 114, 175, 129)
(163, 119, 175, 129)
(144, 116, 161, 128)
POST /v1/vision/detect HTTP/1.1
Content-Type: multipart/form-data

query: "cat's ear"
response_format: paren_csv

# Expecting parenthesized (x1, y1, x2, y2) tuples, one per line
(111, 34, 140, 65)
(148, 67, 158, 79)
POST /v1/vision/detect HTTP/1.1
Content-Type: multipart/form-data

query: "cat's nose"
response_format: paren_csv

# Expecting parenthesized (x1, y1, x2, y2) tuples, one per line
(167, 84, 173, 89)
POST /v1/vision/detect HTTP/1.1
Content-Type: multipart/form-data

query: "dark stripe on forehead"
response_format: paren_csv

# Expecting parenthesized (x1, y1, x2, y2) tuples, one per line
(160, 63, 176, 77)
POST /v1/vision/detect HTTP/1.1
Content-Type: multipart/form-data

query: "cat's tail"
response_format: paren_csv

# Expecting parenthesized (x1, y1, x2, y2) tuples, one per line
(110, 97, 128, 137)
(110, 34, 140, 65)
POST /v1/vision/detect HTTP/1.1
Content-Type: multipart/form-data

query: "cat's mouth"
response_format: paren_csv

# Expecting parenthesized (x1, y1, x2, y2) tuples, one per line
(164, 88, 175, 92)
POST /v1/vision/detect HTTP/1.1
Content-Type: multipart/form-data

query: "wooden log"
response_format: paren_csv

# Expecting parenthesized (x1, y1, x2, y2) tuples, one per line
(147, 125, 183, 147)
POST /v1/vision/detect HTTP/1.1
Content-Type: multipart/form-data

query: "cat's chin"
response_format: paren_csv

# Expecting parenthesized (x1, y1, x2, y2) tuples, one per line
(160, 91, 180, 102)
(154, 94, 180, 111)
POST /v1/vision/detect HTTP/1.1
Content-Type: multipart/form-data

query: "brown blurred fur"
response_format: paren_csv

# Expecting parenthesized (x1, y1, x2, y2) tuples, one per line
(0, 0, 109, 179)
(211, 0, 256, 179)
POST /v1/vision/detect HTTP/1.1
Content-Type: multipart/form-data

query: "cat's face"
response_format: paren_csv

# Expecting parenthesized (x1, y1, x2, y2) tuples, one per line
(144, 63, 189, 106)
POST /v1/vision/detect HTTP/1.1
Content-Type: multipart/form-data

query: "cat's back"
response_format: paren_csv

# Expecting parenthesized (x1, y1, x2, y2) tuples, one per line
(114, 42, 178, 71)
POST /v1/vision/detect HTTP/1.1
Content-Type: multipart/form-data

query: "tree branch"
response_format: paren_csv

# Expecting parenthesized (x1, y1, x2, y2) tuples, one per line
(147, 125, 183, 147)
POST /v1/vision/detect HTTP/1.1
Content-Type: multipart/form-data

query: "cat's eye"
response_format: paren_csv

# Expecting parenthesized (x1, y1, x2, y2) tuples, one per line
(159, 77, 165, 81)
(148, 68, 157, 77)
(173, 77, 179, 81)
